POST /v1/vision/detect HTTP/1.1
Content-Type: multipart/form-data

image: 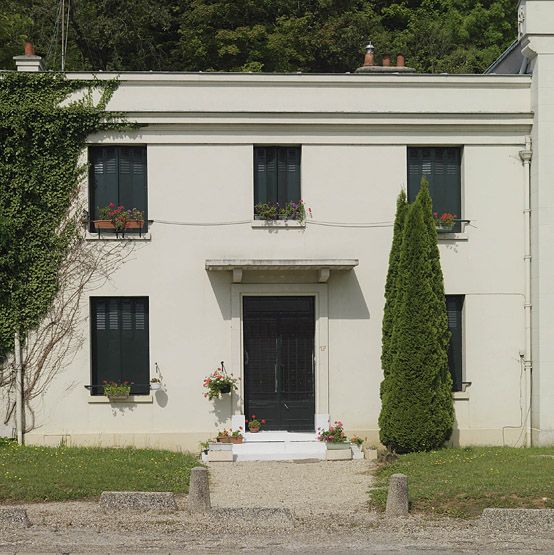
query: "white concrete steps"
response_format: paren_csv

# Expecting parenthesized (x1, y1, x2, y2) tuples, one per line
(233, 431, 325, 461)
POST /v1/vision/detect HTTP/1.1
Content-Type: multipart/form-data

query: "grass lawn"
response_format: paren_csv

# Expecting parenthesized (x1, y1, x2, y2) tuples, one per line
(370, 447, 554, 518)
(0, 440, 200, 503)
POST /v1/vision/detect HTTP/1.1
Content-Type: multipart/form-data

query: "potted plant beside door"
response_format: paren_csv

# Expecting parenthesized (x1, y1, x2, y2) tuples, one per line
(318, 421, 352, 461)
(246, 415, 266, 433)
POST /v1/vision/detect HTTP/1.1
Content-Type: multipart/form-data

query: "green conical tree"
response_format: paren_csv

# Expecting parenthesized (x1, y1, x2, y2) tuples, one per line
(417, 178, 453, 356)
(381, 190, 407, 379)
(378, 193, 454, 453)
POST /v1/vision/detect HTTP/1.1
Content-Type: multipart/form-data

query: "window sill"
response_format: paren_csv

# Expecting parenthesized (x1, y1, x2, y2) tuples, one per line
(85, 232, 151, 241)
(437, 232, 468, 242)
(453, 390, 470, 401)
(251, 220, 305, 229)
(88, 395, 154, 404)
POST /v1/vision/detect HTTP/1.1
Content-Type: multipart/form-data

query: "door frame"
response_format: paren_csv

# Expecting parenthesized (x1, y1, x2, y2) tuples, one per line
(231, 283, 330, 430)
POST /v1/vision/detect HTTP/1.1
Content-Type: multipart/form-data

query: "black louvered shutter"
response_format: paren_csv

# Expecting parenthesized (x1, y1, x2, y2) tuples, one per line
(91, 297, 150, 395)
(254, 146, 301, 207)
(118, 147, 148, 233)
(408, 147, 462, 232)
(89, 146, 147, 233)
(89, 147, 118, 231)
(446, 295, 464, 392)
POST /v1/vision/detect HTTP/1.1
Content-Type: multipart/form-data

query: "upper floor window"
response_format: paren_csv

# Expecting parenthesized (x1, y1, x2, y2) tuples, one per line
(446, 295, 464, 392)
(254, 146, 302, 220)
(89, 146, 148, 234)
(90, 297, 150, 396)
(408, 147, 462, 232)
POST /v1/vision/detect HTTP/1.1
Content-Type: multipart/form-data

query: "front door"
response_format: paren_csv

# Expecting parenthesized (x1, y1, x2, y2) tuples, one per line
(243, 296, 315, 432)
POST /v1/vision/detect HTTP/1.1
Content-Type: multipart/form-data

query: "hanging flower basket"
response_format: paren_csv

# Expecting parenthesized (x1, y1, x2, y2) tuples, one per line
(202, 363, 239, 400)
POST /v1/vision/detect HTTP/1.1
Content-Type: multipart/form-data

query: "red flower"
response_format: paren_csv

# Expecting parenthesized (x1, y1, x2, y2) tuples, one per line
(261, 419, 266, 424)
(251, 414, 256, 419)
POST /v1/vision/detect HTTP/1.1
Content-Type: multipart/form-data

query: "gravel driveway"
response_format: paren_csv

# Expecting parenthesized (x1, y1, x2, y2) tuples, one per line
(209, 459, 372, 515)
(1, 460, 553, 553)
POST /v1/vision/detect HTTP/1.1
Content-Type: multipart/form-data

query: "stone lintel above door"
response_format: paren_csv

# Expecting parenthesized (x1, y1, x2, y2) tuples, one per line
(205, 258, 359, 283)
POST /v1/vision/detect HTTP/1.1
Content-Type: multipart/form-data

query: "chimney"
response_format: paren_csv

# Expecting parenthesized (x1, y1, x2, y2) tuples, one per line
(355, 41, 415, 73)
(13, 42, 45, 72)
(363, 41, 375, 67)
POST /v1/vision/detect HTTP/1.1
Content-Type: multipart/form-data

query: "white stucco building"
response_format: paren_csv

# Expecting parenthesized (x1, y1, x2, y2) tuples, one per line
(4, 0, 554, 453)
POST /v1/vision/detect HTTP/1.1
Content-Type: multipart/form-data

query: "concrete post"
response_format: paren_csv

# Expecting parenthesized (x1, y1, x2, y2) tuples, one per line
(187, 467, 211, 513)
(385, 473, 409, 516)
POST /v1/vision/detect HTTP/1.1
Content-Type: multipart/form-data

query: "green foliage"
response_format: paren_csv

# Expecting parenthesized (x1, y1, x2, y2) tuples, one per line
(370, 447, 554, 518)
(381, 190, 407, 379)
(379, 185, 454, 453)
(0, 443, 200, 501)
(0, 72, 128, 360)
(3, 0, 516, 74)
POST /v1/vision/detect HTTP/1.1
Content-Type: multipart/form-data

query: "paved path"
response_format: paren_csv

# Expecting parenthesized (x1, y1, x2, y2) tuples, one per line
(209, 459, 373, 515)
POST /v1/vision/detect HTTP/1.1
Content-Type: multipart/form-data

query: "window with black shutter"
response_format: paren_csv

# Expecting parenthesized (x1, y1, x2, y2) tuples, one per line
(254, 146, 301, 208)
(89, 146, 148, 233)
(90, 297, 150, 395)
(408, 147, 462, 232)
(446, 295, 464, 392)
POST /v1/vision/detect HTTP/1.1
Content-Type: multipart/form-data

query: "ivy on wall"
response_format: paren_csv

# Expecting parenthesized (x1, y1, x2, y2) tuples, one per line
(0, 72, 129, 361)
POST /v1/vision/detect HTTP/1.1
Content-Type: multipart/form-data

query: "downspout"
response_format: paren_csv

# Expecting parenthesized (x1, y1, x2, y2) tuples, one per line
(14, 331, 24, 445)
(520, 138, 533, 447)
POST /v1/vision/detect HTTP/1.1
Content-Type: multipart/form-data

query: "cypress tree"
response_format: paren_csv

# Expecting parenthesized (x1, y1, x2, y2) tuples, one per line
(381, 190, 408, 378)
(378, 193, 454, 453)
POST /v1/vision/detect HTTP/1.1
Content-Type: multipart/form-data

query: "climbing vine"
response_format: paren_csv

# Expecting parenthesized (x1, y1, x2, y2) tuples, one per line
(0, 72, 129, 361)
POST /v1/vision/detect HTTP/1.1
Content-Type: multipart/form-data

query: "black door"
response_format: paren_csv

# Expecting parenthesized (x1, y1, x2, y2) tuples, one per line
(243, 296, 315, 432)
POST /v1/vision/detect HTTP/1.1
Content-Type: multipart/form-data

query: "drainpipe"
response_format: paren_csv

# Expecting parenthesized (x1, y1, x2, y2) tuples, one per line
(14, 331, 24, 445)
(520, 138, 533, 447)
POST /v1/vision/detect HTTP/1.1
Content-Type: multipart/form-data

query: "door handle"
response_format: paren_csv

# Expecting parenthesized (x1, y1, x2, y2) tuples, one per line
(283, 402, 289, 410)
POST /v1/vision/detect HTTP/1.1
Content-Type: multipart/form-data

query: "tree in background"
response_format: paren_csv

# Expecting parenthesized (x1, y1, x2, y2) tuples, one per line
(1, 0, 516, 74)
(379, 185, 454, 453)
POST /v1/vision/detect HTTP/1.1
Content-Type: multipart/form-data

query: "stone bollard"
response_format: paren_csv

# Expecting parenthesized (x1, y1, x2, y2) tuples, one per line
(385, 473, 409, 516)
(188, 466, 211, 513)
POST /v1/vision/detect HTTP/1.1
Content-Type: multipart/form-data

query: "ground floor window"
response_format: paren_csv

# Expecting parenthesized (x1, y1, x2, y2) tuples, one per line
(446, 295, 464, 392)
(90, 297, 150, 395)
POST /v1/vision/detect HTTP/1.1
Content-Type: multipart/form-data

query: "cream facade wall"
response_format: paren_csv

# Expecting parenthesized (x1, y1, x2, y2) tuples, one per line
(15, 69, 538, 451)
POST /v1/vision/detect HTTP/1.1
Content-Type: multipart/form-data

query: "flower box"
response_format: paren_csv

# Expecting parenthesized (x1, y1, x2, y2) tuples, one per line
(436, 223, 455, 233)
(209, 442, 233, 451)
(229, 436, 243, 444)
(326, 443, 352, 461)
(107, 394, 130, 401)
(92, 220, 144, 233)
(93, 220, 116, 231)
(326, 442, 351, 450)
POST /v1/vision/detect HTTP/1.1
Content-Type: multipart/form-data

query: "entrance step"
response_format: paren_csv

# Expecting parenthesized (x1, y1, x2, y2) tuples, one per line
(243, 431, 318, 443)
(230, 431, 325, 461)
(233, 440, 326, 461)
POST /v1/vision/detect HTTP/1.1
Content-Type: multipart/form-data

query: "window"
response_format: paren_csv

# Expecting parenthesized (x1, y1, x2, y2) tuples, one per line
(446, 295, 464, 392)
(90, 297, 150, 395)
(408, 147, 462, 232)
(254, 146, 301, 209)
(89, 146, 147, 233)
